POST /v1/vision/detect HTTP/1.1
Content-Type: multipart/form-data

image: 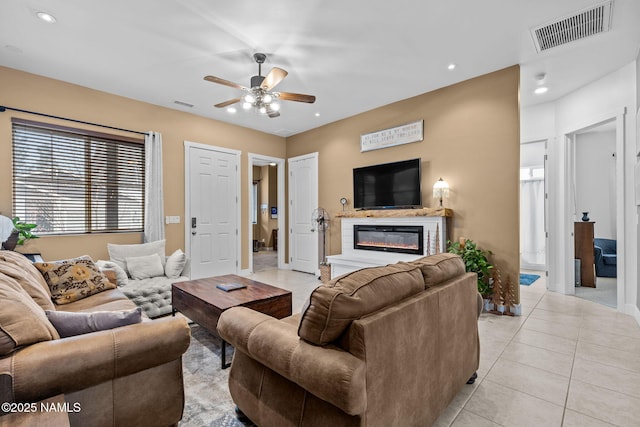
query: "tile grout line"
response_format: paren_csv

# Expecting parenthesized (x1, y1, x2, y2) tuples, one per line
(452, 286, 546, 427)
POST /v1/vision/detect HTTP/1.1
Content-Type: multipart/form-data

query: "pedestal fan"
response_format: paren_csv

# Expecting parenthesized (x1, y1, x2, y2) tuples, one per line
(311, 207, 330, 265)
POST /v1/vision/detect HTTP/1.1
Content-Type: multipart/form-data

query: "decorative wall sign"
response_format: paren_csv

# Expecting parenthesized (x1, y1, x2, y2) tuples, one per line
(360, 120, 424, 152)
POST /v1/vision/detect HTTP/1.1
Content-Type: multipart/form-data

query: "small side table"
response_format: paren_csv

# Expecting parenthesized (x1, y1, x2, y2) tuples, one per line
(20, 253, 44, 262)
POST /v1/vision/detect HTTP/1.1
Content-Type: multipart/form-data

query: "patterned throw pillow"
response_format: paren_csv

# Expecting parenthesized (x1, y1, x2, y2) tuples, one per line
(34, 256, 116, 305)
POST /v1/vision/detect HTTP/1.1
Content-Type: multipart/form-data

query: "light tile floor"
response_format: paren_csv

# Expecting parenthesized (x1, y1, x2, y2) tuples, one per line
(249, 268, 640, 427)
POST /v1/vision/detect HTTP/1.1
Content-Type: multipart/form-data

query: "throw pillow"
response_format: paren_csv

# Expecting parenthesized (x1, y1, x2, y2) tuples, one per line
(126, 253, 165, 280)
(298, 262, 425, 345)
(165, 249, 187, 278)
(107, 240, 166, 277)
(95, 260, 129, 286)
(45, 307, 143, 338)
(34, 256, 116, 305)
(0, 272, 59, 356)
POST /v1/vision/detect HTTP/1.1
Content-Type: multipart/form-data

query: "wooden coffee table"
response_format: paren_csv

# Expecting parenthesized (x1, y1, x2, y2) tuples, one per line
(172, 274, 292, 368)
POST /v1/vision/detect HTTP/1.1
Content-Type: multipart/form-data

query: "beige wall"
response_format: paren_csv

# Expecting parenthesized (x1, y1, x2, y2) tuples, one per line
(1, 65, 520, 296)
(0, 66, 286, 266)
(287, 66, 521, 293)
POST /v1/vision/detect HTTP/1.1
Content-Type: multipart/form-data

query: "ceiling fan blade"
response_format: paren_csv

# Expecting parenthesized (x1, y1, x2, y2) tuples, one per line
(278, 92, 316, 103)
(204, 75, 247, 90)
(267, 110, 281, 118)
(261, 67, 288, 90)
(214, 98, 241, 108)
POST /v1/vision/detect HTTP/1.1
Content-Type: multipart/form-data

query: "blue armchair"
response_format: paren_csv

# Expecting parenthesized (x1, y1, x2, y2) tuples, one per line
(594, 238, 616, 278)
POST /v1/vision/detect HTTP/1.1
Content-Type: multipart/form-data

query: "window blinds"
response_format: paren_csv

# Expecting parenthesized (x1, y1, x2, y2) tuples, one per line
(12, 119, 145, 234)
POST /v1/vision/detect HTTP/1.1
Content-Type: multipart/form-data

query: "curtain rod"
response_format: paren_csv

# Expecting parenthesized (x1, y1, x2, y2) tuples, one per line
(0, 105, 148, 136)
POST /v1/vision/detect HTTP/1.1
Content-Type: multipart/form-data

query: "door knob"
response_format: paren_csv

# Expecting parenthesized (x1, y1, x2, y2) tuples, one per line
(192, 231, 197, 235)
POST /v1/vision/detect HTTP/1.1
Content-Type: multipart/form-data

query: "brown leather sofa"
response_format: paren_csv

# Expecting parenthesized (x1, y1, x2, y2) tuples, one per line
(0, 250, 191, 427)
(218, 253, 481, 427)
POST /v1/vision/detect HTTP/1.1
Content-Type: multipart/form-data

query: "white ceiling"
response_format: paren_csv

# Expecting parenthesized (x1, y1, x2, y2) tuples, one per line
(1, 0, 639, 137)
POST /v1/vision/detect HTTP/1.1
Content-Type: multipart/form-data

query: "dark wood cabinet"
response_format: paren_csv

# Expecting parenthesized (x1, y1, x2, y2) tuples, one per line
(575, 222, 595, 287)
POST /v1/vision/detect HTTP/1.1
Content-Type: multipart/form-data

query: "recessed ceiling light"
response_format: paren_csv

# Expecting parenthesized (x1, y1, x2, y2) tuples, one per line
(36, 11, 57, 23)
(447, 63, 456, 70)
(315, 112, 320, 117)
(227, 107, 237, 113)
(534, 87, 548, 95)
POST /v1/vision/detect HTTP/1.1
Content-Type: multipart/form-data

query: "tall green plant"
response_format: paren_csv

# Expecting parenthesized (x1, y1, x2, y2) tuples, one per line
(448, 239, 493, 297)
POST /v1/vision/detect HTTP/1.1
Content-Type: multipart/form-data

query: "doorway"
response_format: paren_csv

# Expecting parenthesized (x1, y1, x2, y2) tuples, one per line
(555, 113, 625, 310)
(248, 154, 285, 273)
(520, 139, 547, 272)
(571, 120, 618, 307)
(184, 141, 241, 279)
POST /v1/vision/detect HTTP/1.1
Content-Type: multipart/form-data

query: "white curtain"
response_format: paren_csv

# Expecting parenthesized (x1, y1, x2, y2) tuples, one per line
(144, 131, 165, 243)
(520, 179, 545, 267)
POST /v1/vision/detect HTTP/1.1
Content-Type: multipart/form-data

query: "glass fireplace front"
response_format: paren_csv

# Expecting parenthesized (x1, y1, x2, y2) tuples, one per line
(353, 225, 423, 255)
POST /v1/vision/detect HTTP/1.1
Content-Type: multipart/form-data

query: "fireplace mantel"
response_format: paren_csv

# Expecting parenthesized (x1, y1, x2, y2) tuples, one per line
(327, 212, 452, 279)
(335, 207, 453, 218)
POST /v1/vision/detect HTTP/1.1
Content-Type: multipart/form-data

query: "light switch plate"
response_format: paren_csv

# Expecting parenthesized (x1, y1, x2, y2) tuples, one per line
(165, 216, 181, 224)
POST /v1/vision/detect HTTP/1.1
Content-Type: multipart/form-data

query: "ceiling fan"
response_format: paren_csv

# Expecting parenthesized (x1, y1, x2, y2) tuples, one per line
(204, 53, 316, 118)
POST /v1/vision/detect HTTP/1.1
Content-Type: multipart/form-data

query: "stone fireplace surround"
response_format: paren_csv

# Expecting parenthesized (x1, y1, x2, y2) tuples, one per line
(327, 208, 452, 279)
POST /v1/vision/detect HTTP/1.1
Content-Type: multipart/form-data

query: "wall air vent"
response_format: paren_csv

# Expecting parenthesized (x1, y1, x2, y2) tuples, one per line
(531, 0, 613, 53)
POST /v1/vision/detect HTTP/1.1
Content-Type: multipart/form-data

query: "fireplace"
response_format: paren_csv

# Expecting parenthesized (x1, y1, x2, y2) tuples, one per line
(353, 225, 423, 255)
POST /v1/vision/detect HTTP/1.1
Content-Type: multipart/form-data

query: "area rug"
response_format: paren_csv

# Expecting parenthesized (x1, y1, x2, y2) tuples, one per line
(180, 323, 253, 426)
(519, 273, 540, 286)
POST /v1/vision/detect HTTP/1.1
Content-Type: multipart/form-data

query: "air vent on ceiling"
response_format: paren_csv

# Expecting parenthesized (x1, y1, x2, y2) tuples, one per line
(531, 0, 613, 53)
(174, 100, 194, 108)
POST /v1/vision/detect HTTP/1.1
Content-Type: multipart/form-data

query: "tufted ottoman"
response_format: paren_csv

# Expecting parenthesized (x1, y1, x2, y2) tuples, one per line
(119, 276, 190, 318)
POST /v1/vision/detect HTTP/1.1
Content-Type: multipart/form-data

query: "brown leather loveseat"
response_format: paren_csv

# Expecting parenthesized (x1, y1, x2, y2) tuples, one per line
(218, 253, 481, 427)
(0, 250, 191, 427)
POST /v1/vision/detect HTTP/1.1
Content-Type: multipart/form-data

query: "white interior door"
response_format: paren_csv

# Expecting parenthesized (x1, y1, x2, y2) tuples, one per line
(288, 153, 318, 274)
(186, 143, 240, 279)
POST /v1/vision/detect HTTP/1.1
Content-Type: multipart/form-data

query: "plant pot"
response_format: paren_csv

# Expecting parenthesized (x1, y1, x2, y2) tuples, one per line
(511, 304, 522, 316)
(1, 230, 19, 251)
(483, 298, 494, 312)
(497, 304, 505, 314)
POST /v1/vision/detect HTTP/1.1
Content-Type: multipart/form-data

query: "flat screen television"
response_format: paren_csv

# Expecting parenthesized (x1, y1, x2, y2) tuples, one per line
(353, 158, 422, 210)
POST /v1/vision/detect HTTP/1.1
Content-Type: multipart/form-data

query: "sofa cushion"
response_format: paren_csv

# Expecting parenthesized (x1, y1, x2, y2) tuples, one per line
(0, 250, 54, 310)
(95, 260, 129, 286)
(406, 253, 466, 288)
(298, 263, 424, 345)
(602, 254, 617, 266)
(34, 256, 116, 305)
(108, 240, 166, 276)
(0, 272, 59, 355)
(165, 249, 187, 278)
(126, 253, 165, 280)
(45, 307, 143, 338)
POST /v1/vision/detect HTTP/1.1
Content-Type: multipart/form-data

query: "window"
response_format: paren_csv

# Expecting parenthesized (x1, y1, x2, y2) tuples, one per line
(12, 119, 145, 235)
(520, 166, 545, 181)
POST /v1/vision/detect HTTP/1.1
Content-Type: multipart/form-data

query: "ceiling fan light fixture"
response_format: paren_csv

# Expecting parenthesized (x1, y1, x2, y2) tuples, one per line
(263, 93, 273, 104)
(243, 93, 255, 103)
(258, 106, 267, 114)
(270, 102, 280, 111)
(242, 102, 252, 110)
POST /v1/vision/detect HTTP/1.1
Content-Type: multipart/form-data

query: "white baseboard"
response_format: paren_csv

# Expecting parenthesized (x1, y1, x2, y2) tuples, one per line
(625, 303, 640, 327)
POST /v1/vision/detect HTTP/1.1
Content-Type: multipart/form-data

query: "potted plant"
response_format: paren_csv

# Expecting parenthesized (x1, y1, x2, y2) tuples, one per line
(447, 238, 493, 299)
(1, 217, 39, 250)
